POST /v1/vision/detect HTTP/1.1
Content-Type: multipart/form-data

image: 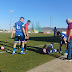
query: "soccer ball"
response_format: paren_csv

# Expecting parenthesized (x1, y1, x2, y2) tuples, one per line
(1, 46, 5, 50)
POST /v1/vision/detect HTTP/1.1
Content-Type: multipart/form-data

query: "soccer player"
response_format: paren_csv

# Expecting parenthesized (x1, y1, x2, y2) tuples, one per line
(53, 27, 57, 36)
(24, 20, 31, 51)
(42, 43, 59, 54)
(11, 17, 26, 55)
(57, 31, 68, 54)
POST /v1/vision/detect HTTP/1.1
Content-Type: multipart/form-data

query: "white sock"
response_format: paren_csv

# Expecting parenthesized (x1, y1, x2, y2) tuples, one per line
(13, 51, 15, 53)
(21, 51, 23, 53)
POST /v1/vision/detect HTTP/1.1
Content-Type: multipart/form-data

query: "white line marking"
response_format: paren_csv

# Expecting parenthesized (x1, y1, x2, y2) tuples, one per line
(0, 51, 6, 53)
(0, 49, 18, 53)
(0, 43, 59, 53)
(28, 43, 59, 48)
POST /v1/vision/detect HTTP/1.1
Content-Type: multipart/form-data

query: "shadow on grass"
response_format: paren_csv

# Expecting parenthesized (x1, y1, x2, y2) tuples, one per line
(0, 41, 19, 54)
(0, 40, 62, 58)
(11, 36, 59, 43)
(28, 46, 62, 58)
(29, 36, 59, 43)
(0, 36, 61, 57)
(0, 41, 13, 46)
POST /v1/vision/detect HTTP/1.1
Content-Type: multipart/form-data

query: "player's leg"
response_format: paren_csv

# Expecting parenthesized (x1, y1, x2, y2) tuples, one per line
(54, 32, 55, 36)
(12, 36, 18, 55)
(21, 42, 25, 54)
(59, 41, 63, 53)
(64, 42, 68, 56)
(20, 36, 25, 54)
(24, 40, 27, 50)
(12, 43, 17, 54)
(24, 35, 29, 51)
(60, 44, 62, 53)
(67, 40, 72, 60)
(66, 46, 68, 53)
(69, 39, 72, 59)
(52, 49, 59, 53)
(18, 40, 21, 50)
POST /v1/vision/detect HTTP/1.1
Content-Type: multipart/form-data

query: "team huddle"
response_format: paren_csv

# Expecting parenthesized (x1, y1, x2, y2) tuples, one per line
(11, 17, 31, 55)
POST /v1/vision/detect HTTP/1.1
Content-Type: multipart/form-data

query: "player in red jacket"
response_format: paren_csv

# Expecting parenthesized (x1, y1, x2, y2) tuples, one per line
(24, 20, 31, 51)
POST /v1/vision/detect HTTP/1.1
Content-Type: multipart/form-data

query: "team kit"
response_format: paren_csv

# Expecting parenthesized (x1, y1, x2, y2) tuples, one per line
(11, 17, 70, 57)
(11, 17, 31, 55)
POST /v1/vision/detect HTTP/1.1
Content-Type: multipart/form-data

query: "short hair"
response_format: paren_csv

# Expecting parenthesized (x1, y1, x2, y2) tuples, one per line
(51, 43, 53, 44)
(20, 17, 24, 20)
(27, 20, 31, 22)
(57, 31, 61, 36)
(66, 18, 72, 23)
(55, 27, 56, 29)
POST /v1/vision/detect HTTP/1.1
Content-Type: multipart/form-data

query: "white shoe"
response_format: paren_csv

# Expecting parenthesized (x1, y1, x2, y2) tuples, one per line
(21, 52, 25, 54)
(64, 53, 68, 56)
(59, 51, 62, 53)
(25, 49, 28, 51)
(64, 58, 71, 61)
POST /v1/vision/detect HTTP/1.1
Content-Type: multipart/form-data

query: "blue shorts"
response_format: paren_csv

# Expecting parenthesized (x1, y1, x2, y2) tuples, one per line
(54, 32, 56, 34)
(14, 35, 25, 43)
(46, 49, 57, 54)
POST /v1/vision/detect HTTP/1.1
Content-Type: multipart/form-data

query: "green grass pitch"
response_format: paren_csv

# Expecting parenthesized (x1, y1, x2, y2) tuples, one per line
(0, 33, 66, 72)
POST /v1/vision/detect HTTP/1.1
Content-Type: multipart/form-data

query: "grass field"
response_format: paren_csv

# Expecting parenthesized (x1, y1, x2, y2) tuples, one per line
(0, 33, 66, 72)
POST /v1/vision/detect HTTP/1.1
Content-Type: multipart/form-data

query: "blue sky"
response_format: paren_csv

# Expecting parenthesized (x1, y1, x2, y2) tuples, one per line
(0, 0, 72, 30)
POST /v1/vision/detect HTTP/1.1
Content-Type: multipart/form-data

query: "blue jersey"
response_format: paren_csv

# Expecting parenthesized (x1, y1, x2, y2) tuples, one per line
(60, 33, 67, 41)
(53, 29, 57, 33)
(46, 44, 57, 54)
(14, 21, 24, 36)
(48, 44, 53, 49)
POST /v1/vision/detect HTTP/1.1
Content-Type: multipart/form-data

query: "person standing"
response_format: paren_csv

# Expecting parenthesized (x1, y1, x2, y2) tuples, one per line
(24, 20, 31, 51)
(66, 18, 72, 61)
(53, 27, 57, 36)
(11, 17, 26, 55)
(57, 31, 68, 54)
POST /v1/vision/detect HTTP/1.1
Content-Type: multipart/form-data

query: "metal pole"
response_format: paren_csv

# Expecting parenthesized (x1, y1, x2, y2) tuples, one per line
(10, 12, 12, 31)
(50, 16, 51, 28)
(9, 10, 13, 31)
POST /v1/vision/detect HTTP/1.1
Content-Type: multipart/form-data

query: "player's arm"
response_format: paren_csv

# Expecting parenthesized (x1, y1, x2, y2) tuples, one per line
(22, 28, 26, 37)
(22, 23, 26, 37)
(63, 38, 67, 47)
(43, 48, 46, 53)
(11, 27, 15, 38)
(68, 29, 72, 42)
(25, 24, 29, 37)
(26, 30, 29, 36)
(63, 38, 67, 43)
(25, 30, 29, 39)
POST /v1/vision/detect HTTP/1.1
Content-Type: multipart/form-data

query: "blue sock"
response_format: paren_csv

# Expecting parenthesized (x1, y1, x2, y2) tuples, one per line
(13, 48, 15, 53)
(60, 48, 62, 51)
(66, 49, 68, 53)
(21, 47, 24, 53)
